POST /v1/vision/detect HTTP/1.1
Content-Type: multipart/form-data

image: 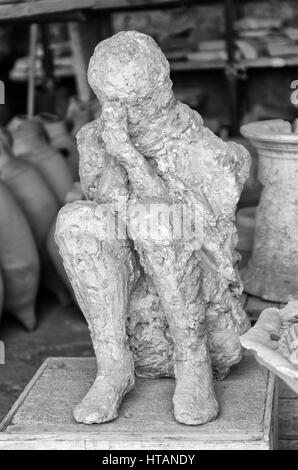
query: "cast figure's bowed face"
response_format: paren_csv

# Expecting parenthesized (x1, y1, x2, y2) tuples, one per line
(87, 31, 171, 104)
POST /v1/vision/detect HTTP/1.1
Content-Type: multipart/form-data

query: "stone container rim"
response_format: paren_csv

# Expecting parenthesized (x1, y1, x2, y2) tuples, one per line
(241, 119, 298, 160)
(240, 119, 298, 145)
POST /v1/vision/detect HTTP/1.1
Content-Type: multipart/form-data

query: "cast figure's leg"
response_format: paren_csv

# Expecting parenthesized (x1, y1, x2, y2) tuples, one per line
(55, 201, 137, 424)
(206, 287, 250, 380)
(203, 253, 250, 380)
(129, 201, 219, 425)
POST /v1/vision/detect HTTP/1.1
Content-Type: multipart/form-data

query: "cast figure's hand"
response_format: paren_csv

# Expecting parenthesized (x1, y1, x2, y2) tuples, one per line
(101, 101, 131, 162)
(77, 118, 129, 204)
(100, 101, 169, 201)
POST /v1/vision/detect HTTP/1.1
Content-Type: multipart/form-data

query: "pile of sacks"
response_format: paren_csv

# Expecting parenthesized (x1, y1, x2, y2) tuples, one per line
(0, 111, 87, 331)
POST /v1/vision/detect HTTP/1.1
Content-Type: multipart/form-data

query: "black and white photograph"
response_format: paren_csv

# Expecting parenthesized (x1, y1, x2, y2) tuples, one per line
(0, 0, 297, 454)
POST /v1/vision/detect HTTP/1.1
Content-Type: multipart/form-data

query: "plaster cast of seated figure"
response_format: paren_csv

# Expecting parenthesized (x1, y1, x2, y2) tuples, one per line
(55, 31, 251, 426)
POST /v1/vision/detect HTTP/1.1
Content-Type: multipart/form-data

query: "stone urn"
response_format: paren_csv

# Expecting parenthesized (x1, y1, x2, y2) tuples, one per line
(240, 119, 298, 302)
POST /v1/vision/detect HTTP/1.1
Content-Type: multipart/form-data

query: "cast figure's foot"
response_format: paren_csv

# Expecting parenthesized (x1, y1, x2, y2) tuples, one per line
(74, 371, 135, 424)
(173, 357, 219, 425)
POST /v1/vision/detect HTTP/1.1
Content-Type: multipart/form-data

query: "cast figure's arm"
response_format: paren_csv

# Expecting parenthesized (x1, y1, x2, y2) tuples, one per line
(77, 119, 129, 204)
(99, 101, 246, 284)
(100, 102, 169, 202)
(77, 120, 105, 201)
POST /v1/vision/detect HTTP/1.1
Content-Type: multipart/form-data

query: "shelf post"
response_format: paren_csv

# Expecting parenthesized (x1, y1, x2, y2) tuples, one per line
(224, 0, 239, 135)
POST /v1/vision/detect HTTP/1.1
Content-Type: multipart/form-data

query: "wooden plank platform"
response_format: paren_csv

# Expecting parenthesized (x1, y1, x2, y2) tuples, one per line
(0, 355, 277, 450)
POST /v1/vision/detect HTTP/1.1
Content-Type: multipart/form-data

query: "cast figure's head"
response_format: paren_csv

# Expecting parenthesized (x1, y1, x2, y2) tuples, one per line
(88, 31, 173, 107)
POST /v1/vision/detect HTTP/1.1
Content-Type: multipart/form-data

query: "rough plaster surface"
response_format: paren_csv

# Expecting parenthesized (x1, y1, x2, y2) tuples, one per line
(55, 31, 251, 426)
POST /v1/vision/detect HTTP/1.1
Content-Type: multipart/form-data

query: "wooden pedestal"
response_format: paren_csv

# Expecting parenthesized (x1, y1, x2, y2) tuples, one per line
(0, 354, 278, 450)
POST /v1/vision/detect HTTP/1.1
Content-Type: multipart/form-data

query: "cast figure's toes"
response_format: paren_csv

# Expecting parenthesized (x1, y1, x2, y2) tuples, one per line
(173, 360, 219, 425)
(73, 373, 135, 424)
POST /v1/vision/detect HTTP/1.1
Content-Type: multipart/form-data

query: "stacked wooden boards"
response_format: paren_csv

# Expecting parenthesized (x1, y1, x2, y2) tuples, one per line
(242, 293, 298, 450)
